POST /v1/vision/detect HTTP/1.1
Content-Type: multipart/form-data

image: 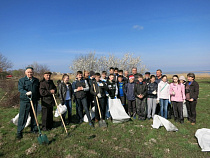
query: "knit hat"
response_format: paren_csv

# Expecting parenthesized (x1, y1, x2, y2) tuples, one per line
(145, 72, 150, 75)
(89, 71, 95, 77)
(25, 67, 33, 70)
(179, 76, 186, 81)
(129, 75, 134, 80)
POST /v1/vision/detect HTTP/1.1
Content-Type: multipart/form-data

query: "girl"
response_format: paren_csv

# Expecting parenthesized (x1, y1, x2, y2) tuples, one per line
(58, 74, 73, 124)
(157, 75, 170, 119)
(170, 75, 186, 123)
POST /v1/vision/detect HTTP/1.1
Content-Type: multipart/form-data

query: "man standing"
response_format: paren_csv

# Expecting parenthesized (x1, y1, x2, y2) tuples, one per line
(39, 72, 57, 131)
(130, 67, 140, 82)
(17, 67, 40, 139)
(155, 69, 162, 84)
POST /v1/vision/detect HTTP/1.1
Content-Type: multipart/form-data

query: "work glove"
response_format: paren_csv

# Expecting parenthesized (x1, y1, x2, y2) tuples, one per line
(152, 91, 157, 95)
(97, 93, 102, 98)
(183, 100, 186, 104)
(26, 91, 32, 96)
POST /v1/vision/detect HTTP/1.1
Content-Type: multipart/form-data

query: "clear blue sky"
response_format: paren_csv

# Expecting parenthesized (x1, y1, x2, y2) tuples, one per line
(0, 0, 210, 73)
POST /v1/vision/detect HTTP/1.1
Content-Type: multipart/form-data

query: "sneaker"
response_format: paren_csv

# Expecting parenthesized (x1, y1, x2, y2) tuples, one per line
(16, 133, 23, 140)
(147, 117, 151, 120)
(191, 123, 195, 126)
(89, 122, 94, 127)
(180, 120, 184, 124)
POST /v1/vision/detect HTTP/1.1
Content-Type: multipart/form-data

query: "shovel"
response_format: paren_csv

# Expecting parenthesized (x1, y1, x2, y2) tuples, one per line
(52, 94, 68, 135)
(93, 84, 107, 128)
(29, 97, 49, 145)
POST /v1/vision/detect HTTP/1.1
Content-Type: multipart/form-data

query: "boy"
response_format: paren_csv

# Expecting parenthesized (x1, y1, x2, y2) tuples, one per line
(143, 72, 151, 85)
(72, 71, 94, 127)
(101, 71, 108, 82)
(185, 73, 199, 125)
(90, 73, 108, 122)
(39, 71, 57, 131)
(134, 74, 147, 120)
(124, 75, 136, 118)
(117, 75, 126, 108)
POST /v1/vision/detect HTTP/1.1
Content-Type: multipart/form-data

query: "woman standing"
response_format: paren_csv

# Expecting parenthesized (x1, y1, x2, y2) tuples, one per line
(58, 74, 73, 124)
(157, 75, 170, 119)
(170, 75, 186, 123)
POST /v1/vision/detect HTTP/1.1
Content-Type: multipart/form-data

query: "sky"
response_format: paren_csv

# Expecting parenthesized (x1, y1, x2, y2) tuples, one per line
(0, 0, 210, 73)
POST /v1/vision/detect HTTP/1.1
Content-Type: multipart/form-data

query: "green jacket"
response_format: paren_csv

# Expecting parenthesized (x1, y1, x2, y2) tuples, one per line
(18, 76, 40, 102)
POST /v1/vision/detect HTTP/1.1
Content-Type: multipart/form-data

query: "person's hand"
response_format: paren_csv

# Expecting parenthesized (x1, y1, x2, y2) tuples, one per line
(183, 100, 186, 104)
(152, 91, 157, 95)
(189, 98, 194, 102)
(139, 94, 143, 99)
(172, 91, 175, 95)
(26, 91, 32, 96)
(97, 93, 102, 98)
(50, 89, 55, 94)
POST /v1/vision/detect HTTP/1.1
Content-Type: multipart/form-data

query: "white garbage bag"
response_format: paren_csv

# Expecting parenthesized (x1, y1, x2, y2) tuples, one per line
(109, 98, 130, 123)
(183, 102, 188, 117)
(54, 104, 67, 117)
(11, 113, 31, 127)
(152, 115, 178, 132)
(84, 106, 95, 122)
(195, 128, 210, 152)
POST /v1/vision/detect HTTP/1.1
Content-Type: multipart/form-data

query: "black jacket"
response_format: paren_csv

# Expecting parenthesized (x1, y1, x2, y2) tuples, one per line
(147, 82, 158, 98)
(72, 79, 89, 99)
(134, 81, 147, 99)
(185, 80, 199, 101)
(90, 80, 108, 98)
(39, 79, 57, 106)
(106, 80, 118, 99)
(58, 81, 73, 105)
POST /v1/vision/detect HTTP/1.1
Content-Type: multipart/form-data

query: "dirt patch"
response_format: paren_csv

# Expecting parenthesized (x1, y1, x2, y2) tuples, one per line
(25, 143, 37, 155)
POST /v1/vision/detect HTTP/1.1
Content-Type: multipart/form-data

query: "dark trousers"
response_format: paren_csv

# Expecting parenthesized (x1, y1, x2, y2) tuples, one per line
(76, 97, 92, 123)
(87, 93, 94, 110)
(172, 101, 183, 122)
(119, 96, 127, 112)
(42, 105, 53, 130)
(17, 101, 38, 134)
(127, 100, 136, 115)
(94, 97, 106, 120)
(186, 100, 197, 123)
(136, 98, 146, 119)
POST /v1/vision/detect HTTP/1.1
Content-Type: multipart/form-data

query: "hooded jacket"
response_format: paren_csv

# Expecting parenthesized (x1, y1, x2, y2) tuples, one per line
(170, 83, 186, 102)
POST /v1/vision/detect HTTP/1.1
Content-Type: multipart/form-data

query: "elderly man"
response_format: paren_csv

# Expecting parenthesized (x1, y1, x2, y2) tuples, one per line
(155, 69, 162, 84)
(39, 71, 57, 131)
(17, 67, 40, 139)
(130, 67, 140, 82)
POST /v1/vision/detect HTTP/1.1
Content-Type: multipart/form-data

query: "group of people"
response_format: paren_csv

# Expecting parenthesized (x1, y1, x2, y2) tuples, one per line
(16, 66, 199, 139)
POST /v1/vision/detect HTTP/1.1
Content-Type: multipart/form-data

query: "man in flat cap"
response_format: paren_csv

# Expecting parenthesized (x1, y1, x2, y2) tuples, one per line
(17, 67, 40, 139)
(39, 71, 57, 131)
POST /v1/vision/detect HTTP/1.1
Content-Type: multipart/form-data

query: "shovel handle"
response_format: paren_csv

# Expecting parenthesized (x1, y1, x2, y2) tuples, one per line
(52, 94, 68, 134)
(30, 99, 40, 128)
(93, 84, 103, 119)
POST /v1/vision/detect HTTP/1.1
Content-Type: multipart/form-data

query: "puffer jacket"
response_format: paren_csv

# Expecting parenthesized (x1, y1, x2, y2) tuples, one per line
(134, 81, 147, 98)
(124, 82, 135, 101)
(147, 82, 158, 98)
(58, 81, 73, 105)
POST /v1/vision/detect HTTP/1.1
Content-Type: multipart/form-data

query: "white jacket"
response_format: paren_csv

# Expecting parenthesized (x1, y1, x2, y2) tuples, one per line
(157, 81, 170, 100)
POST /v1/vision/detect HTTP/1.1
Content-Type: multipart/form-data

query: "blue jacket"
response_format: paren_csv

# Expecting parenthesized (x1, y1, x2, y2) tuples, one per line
(124, 82, 135, 101)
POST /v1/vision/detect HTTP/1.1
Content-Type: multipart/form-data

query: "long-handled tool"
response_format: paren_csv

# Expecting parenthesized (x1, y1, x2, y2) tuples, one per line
(52, 94, 68, 134)
(93, 84, 107, 128)
(29, 97, 49, 145)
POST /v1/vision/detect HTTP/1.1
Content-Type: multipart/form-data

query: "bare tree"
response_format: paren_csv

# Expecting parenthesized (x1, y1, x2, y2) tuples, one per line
(0, 53, 13, 72)
(70, 52, 147, 74)
(27, 62, 50, 79)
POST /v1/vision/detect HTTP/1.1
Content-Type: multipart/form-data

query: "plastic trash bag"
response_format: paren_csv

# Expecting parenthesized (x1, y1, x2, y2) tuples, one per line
(109, 98, 130, 123)
(11, 113, 31, 127)
(84, 106, 95, 122)
(152, 114, 178, 132)
(195, 128, 210, 152)
(54, 104, 67, 117)
(183, 102, 188, 117)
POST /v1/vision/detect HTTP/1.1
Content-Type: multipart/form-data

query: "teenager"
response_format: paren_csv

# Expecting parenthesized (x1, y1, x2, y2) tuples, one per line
(39, 72, 57, 131)
(185, 73, 199, 125)
(147, 75, 158, 119)
(17, 67, 40, 139)
(90, 73, 108, 122)
(101, 71, 108, 82)
(58, 74, 73, 124)
(72, 71, 94, 127)
(124, 75, 136, 118)
(134, 74, 147, 120)
(157, 75, 170, 119)
(117, 75, 126, 107)
(170, 75, 186, 123)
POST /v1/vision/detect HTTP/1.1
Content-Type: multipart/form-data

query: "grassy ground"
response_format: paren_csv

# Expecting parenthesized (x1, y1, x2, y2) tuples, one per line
(0, 79, 210, 158)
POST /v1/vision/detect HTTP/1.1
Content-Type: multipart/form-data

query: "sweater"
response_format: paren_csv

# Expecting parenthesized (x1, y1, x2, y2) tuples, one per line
(157, 81, 170, 100)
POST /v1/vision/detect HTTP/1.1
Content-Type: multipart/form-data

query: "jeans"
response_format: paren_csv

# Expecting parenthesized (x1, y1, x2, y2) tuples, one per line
(62, 99, 72, 122)
(106, 97, 111, 119)
(160, 99, 169, 119)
